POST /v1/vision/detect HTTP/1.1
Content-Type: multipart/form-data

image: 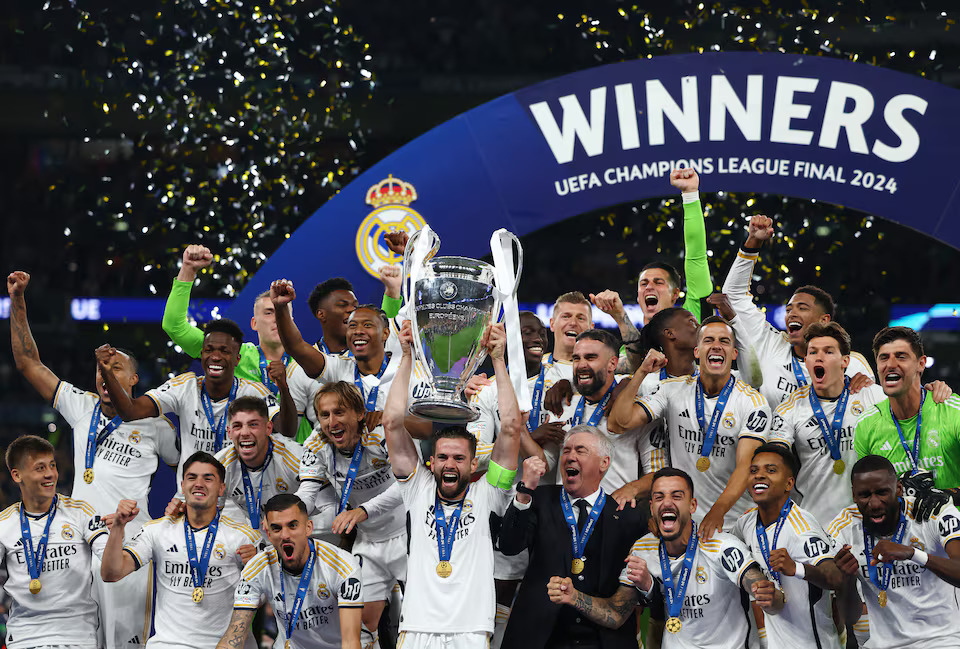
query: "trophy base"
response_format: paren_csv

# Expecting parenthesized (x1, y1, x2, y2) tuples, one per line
(409, 399, 480, 424)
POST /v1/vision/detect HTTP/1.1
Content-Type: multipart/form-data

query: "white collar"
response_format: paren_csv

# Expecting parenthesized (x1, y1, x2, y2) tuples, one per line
(566, 487, 603, 508)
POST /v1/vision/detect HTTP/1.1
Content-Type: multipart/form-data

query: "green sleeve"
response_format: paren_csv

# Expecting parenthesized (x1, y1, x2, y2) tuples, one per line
(680, 199, 713, 323)
(236, 343, 263, 383)
(854, 417, 872, 459)
(381, 294, 403, 319)
(162, 280, 205, 358)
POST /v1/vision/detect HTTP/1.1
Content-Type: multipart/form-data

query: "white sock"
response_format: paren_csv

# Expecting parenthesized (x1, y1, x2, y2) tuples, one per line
(491, 604, 511, 649)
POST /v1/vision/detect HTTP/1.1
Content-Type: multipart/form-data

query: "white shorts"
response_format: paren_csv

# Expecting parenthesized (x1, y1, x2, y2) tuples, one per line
(354, 533, 407, 601)
(397, 632, 490, 649)
(493, 548, 528, 581)
(92, 554, 153, 648)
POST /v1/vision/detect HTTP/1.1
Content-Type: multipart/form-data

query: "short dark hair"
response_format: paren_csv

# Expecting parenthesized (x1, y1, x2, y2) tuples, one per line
(203, 318, 245, 347)
(308, 278, 354, 317)
(640, 262, 682, 292)
(430, 426, 477, 458)
(793, 286, 835, 319)
(263, 493, 308, 517)
(651, 467, 695, 497)
(872, 326, 924, 360)
(113, 347, 139, 373)
(698, 315, 737, 347)
(228, 396, 269, 422)
(351, 304, 389, 329)
(5, 435, 55, 472)
(752, 443, 799, 479)
(639, 307, 686, 352)
(575, 329, 620, 355)
(182, 451, 226, 482)
(851, 455, 897, 482)
(804, 322, 851, 356)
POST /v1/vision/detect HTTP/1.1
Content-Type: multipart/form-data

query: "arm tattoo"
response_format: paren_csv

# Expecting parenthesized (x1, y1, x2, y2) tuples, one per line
(10, 296, 40, 362)
(571, 586, 639, 629)
(218, 609, 254, 649)
(739, 565, 766, 592)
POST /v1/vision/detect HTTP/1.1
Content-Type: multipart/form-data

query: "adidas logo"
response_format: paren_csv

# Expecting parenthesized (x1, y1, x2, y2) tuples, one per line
(167, 544, 179, 553)
(880, 441, 893, 452)
(679, 409, 691, 419)
(128, 636, 142, 645)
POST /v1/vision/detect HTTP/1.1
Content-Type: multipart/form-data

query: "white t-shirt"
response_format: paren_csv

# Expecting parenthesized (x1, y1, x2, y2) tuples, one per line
(396, 464, 511, 634)
(53, 381, 179, 526)
(296, 427, 404, 543)
(731, 504, 840, 649)
(620, 532, 756, 649)
(0, 497, 108, 649)
(637, 375, 771, 528)
(234, 542, 363, 649)
(124, 513, 260, 649)
(721, 248, 876, 408)
(770, 384, 886, 525)
(215, 435, 304, 534)
(146, 373, 280, 480)
(827, 500, 960, 649)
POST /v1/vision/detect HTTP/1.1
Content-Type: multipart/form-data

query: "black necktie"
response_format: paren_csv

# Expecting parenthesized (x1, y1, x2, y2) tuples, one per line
(575, 499, 590, 534)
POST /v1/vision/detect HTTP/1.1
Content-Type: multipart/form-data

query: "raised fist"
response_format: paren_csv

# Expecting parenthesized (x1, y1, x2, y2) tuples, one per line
(379, 265, 402, 298)
(624, 555, 653, 591)
(670, 168, 700, 193)
(521, 456, 547, 490)
(482, 323, 507, 360)
(746, 215, 775, 244)
(706, 293, 735, 321)
(640, 349, 668, 375)
(270, 279, 296, 305)
(384, 231, 409, 255)
(182, 244, 213, 271)
(6, 271, 30, 297)
(590, 290, 625, 320)
(113, 499, 140, 529)
(546, 576, 577, 606)
(95, 344, 118, 373)
(398, 320, 415, 353)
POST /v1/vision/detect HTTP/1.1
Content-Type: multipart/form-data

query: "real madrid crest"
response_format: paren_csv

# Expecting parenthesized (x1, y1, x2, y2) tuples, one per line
(276, 478, 288, 492)
(61, 524, 75, 540)
(851, 401, 864, 416)
(129, 430, 142, 444)
(722, 413, 736, 429)
(355, 175, 427, 278)
(696, 565, 707, 584)
(318, 583, 331, 599)
(214, 542, 226, 560)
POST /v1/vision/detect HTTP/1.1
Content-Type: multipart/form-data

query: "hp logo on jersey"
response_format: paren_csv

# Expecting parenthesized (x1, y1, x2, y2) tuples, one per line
(803, 537, 830, 559)
(721, 547, 745, 573)
(355, 175, 427, 278)
(939, 514, 960, 538)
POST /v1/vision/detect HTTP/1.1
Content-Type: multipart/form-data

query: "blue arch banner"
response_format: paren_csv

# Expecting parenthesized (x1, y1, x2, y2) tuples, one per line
(228, 52, 960, 338)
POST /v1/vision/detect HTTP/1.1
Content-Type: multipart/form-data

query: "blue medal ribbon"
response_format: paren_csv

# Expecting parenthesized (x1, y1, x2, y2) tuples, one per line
(863, 499, 907, 595)
(19, 496, 58, 586)
(807, 377, 850, 464)
(527, 365, 547, 432)
(334, 442, 365, 515)
(659, 522, 699, 623)
(258, 347, 290, 396)
(279, 539, 317, 644)
(891, 391, 925, 475)
(572, 380, 619, 427)
(354, 353, 390, 412)
(755, 499, 794, 586)
(184, 507, 221, 592)
(434, 489, 467, 564)
(791, 356, 808, 389)
(87, 402, 123, 472)
(200, 377, 239, 452)
(660, 368, 669, 380)
(239, 441, 273, 529)
(560, 490, 605, 560)
(317, 337, 353, 358)
(694, 376, 736, 463)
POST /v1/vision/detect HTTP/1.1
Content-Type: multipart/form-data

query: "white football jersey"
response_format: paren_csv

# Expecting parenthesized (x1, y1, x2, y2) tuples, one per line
(146, 373, 280, 480)
(296, 427, 404, 543)
(235, 542, 363, 649)
(284, 359, 324, 428)
(0, 496, 108, 648)
(54, 381, 179, 526)
(770, 384, 886, 525)
(637, 376, 771, 528)
(124, 513, 260, 649)
(721, 248, 876, 408)
(215, 435, 304, 534)
(396, 465, 511, 634)
(636, 372, 672, 475)
(620, 532, 757, 649)
(827, 500, 960, 649)
(732, 505, 840, 649)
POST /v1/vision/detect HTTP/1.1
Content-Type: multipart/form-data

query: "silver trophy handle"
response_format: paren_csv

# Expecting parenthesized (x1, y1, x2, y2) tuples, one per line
(401, 227, 441, 310)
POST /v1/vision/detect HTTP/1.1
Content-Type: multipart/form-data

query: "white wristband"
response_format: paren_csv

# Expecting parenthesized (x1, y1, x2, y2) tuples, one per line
(681, 190, 700, 204)
(912, 549, 929, 567)
(794, 562, 806, 580)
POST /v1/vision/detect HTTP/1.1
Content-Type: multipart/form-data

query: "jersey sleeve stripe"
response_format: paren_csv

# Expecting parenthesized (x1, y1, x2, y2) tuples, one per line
(60, 496, 97, 516)
(315, 545, 353, 577)
(394, 464, 417, 483)
(88, 529, 108, 545)
(0, 503, 20, 521)
(52, 381, 67, 408)
(124, 546, 145, 569)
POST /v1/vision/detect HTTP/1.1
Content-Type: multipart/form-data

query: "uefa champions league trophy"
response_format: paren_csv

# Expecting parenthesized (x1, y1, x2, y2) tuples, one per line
(401, 226, 524, 423)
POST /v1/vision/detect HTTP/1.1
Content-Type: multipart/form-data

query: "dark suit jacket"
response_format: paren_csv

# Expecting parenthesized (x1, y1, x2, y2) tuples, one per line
(497, 484, 651, 649)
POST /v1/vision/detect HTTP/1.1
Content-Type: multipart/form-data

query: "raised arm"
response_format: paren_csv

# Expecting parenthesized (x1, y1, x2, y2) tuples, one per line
(488, 323, 521, 471)
(7, 272, 59, 402)
(100, 499, 140, 582)
(216, 609, 256, 649)
(590, 290, 642, 372)
(97, 345, 159, 421)
(382, 320, 420, 478)
(671, 169, 713, 322)
(700, 435, 764, 540)
(720, 215, 778, 351)
(270, 279, 326, 379)
(267, 361, 298, 438)
(548, 578, 640, 629)
(607, 349, 666, 433)
(161, 244, 213, 358)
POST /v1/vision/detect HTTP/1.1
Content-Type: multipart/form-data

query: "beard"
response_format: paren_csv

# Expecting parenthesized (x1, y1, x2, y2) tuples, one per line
(862, 501, 900, 536)
(434, 470, 470, 499)
(575, 368, 606, 398)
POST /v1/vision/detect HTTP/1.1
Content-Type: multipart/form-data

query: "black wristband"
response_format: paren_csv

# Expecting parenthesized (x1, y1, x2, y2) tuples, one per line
(516, 482, 536, 497)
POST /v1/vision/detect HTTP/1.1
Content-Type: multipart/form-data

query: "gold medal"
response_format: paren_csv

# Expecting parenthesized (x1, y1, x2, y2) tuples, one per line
(833, 459, 845, 475)
(665, 616, 682, 633)
(571, 558, 585, 575)
(83, 468, 94, 484)
(192, 586, 204, 603)
(878, 591, 887, 607)
(285, 640, 291, 649)
(696, 457, 710, 472)
(436, 560, 453, 578)
(28, 578, 41, 595)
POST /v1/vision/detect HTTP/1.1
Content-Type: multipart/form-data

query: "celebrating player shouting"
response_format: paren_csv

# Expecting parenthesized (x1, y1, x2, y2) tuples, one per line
(383, 320, 522, 648)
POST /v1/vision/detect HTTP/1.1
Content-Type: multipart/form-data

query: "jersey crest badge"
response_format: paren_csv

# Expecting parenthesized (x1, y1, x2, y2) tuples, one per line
(850, 402, 864, 416)
(355, 175, 427, 278)
(909, 537, 925, 552)
(696, 565, 708, 584)
(722, 413, 736, 429)
(129, 430, 142, 444)
(276, 478, 289, 492)
(214, 542, 226, 560)
(318, 583, 331, 599)
(61, 524, 75, 540)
